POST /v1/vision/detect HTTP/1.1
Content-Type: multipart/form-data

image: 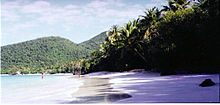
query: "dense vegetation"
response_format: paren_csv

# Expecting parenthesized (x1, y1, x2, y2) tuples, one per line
(79, 0, 220, 75)
(79, 32, 107, 51)
(1, 36, 90, 74)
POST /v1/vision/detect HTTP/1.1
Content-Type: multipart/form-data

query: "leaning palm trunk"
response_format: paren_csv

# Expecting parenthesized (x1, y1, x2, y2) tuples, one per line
(133, 48, 148, 64)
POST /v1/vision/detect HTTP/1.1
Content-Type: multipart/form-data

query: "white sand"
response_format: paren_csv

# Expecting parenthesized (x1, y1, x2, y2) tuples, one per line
(87, 71, 219, 103)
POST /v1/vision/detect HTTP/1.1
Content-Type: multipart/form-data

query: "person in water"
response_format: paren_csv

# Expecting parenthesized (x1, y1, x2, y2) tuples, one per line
(42, 72, 44, 79)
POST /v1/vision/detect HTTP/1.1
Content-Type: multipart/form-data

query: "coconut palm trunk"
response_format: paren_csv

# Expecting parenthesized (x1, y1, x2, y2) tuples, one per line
(133, 47, 148, 64)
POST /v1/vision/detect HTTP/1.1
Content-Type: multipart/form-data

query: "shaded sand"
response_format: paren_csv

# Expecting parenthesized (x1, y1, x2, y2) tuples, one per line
(86, 71, 219, 103)
(66, 71, 219, 103)
(68, 76, 131, 104)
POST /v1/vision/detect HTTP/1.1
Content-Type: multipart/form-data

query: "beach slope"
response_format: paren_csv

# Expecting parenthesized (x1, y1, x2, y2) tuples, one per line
(86, 71, 219, 103)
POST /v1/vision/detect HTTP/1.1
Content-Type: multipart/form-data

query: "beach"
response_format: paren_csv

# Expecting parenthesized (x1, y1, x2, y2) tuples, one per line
(69, 76, 131, 104)
(81, 70, 219, 103)
(1, 71, 219, 104)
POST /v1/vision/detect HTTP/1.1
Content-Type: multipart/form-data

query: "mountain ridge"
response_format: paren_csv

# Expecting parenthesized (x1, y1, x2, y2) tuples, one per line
(1, 32, 107, 74)
(78, 31, 107, 50)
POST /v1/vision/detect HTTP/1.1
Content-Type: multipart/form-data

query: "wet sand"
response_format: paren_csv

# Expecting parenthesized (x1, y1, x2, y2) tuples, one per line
(69, 76, 131, 104)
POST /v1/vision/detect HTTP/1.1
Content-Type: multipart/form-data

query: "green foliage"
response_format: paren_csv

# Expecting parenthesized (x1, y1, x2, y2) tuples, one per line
(81, 0, 219, 74)
(148, 8, 208, 73)
(1, 36, 90, 74)
(79, 32, 107, 51)
(148, 1, 219, 74)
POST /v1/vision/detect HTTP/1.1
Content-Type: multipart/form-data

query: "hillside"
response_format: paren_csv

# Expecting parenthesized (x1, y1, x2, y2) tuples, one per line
(1, 36, 90, 74)
(79, 32, 107, 50)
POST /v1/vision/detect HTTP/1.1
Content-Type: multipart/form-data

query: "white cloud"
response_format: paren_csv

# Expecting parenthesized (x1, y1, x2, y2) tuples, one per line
(86, 0, 108, 8)
(2, 0, 143, 26)
(21, 1, 51, 14)
(2, 0, 21, 21)
(2, 9, 20, 21)
(65, 4, 79, 9)
(2, 0, 167, 45)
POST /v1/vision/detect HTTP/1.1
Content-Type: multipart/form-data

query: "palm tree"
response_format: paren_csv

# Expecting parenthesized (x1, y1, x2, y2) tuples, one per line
(106, 25, 122, 46)
(139, 7, 161, 31)
(161, 0, 191, 12)
(138, 7, 161, 42)
(102, 20, 150, 67)
(116, 20, 149, 65)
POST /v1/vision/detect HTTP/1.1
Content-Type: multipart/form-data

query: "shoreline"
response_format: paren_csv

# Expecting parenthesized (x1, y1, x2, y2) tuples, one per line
(52, 71, 219, 103)
(0, 73, 73, 76)
(68, 75, 132, 104)
(77, 71, 219, 103)
(2, 71, 219, 103)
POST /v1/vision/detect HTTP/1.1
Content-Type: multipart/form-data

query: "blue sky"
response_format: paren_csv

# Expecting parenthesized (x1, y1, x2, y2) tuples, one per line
(2, 0, 167, 46)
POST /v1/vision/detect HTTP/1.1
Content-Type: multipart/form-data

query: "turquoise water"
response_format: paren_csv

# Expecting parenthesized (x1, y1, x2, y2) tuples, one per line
(1, 74, 83, 104)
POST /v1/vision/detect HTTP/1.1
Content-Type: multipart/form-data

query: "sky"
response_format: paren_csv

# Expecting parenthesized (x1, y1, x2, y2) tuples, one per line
(1, 0, 167, 46)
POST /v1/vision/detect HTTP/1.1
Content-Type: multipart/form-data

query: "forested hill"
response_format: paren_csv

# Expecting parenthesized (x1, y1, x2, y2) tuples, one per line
(79, 31, 107, 50)
(1, 36, 90, 73)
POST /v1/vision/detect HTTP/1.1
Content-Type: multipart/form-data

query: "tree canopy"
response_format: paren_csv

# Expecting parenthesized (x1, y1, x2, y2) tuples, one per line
(80, 0, 220, 75)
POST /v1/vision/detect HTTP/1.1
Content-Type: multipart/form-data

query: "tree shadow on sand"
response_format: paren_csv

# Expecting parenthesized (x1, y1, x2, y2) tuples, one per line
(67, 93, 131, 104)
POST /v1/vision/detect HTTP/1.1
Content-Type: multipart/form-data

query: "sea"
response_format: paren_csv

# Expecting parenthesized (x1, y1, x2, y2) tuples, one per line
(1, 74, 83, 104)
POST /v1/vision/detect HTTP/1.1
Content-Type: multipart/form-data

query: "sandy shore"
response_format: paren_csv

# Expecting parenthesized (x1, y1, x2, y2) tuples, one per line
(68, 76, 131, 104)
(70, 71, 219, 103)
